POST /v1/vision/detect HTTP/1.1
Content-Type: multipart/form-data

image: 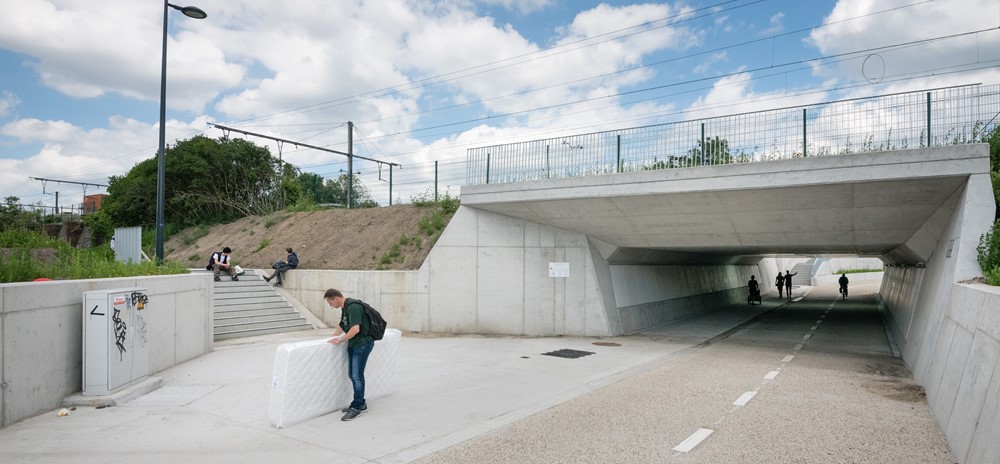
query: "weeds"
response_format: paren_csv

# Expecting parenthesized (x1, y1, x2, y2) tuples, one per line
(0, 230, 188, 283)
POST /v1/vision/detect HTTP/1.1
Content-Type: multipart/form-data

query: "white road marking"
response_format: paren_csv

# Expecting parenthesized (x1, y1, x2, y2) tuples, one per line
(782, 355, 794, 363)
(793, 344, 804, 351)
(673, 428, 715, 453)
(810, 325, 818, 330)
(802, 333, 812, 341)
(764, 370, 780, 380)
(733, 391, 757, 406)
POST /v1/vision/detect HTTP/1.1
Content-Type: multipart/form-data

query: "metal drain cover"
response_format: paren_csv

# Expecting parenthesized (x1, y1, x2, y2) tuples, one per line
(541, 349, 595, 359)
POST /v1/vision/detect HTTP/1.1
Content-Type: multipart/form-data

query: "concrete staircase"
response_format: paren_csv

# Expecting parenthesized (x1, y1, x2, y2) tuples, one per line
(213, 270, 314, 340)
(790, 258, 818, 285)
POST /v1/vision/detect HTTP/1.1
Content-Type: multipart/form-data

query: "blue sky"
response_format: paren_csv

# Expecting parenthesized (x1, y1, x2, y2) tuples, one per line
(1, 0, 998, 209)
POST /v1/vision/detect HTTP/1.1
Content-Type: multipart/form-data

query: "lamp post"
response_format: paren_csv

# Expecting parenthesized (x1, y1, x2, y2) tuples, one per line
(156, 2, 206, 263)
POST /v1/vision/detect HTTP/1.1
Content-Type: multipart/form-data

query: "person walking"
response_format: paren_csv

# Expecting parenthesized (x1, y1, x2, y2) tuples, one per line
(210, 247, 238, 282)
(775, 272, 785, 298)
(264, 247, 299, 287)
(784, 270, 797, 299)
(325, 289, 374, 421)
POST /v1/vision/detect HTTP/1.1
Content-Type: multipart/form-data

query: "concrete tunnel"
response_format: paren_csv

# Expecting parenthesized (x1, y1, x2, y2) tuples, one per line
(426, 143, 997, 463)
(419, 144, 992, 345)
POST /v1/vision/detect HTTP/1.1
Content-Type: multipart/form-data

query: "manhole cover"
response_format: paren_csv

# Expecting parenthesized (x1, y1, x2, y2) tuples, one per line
(541, 349, 595, 359)
(592, 341, 621, 347)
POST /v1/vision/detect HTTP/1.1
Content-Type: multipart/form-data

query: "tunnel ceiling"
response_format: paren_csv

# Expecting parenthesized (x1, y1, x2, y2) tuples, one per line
(460, 146, 987, 265)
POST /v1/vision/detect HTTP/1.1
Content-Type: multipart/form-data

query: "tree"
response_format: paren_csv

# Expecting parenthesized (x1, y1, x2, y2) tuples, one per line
(100, 136, 298, 229)
(0, 196, 44, 232)
(312, 173, 377, 208)
(684, 136, 732, 167)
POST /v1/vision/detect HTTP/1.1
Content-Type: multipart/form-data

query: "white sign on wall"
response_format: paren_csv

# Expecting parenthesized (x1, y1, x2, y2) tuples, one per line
(549, 262, 570, 278)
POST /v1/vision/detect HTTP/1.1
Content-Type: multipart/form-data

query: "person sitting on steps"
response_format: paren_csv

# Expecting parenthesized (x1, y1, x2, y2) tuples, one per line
(210, 247, 238, 282)
(264, 247, 298, 287)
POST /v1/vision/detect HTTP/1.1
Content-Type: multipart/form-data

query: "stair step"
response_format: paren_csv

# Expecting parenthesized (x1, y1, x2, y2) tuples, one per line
(214, 323, 316, 341)
(216, 307, 300, 318)
(215, 301, 296, 312)
(215, 316, 311, 333)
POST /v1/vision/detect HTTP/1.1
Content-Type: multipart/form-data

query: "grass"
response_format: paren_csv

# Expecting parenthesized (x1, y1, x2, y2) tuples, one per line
(255, 238, 271, 253)
(835, 267, 884, 274)
(0, 230, 188, 283)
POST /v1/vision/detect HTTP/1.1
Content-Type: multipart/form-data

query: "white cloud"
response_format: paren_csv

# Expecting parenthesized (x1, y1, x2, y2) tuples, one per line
(761, 12, 784, 35)
(0, 91, 19, 118)
(808, 0, 1000, 90)
(478, 0, 554, 14)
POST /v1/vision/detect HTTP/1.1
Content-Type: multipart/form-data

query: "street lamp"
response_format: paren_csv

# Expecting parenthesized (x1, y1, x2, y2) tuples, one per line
(156, 2, 206, 263)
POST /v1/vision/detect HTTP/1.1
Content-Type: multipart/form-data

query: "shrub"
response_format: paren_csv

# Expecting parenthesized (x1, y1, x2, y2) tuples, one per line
(978, 222, 1000, 285)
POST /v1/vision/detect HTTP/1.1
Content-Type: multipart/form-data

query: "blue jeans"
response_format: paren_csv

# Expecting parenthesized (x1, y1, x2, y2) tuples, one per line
(347, 339, 374, 410)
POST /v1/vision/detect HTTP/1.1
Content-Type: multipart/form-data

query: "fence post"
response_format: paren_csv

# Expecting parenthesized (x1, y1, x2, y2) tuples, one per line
(700, 123, 706, 165)
(616, 135, 622, 173)
(486, 153, 491, 184)
(434, 160, 438, 202)
(926, 92, 932, 147)
(546, 144, 550, 179)
(802, 108, 807, 157)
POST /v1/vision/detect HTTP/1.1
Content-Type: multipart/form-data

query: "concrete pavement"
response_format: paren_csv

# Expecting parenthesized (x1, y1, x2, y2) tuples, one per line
(0, 283, 953, 463)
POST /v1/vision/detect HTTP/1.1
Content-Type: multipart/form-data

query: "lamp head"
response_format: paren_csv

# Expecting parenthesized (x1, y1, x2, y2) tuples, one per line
(167, 3, 207, 19)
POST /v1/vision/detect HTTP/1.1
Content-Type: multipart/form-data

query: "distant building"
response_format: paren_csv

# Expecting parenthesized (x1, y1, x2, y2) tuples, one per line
(83, 194, 108, 214)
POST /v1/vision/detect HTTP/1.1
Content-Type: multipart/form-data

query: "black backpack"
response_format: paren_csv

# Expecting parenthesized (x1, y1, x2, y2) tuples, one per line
(346, 298, 388, 341)
(205, 252, 220, 271)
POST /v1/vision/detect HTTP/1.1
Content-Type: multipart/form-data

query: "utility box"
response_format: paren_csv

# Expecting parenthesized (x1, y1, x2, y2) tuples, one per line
(82, 288, 151, 396)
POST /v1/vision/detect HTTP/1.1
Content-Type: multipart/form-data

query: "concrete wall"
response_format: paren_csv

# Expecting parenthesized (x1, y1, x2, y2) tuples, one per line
(876, 172, 996, 463)
(290, 206, 774, 337)
(287, 269, 426, 332)
(611, 264, 763, 334)
(0, 274, 213, 428)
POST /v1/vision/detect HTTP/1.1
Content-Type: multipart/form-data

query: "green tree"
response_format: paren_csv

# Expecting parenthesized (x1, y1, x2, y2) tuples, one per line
(100, 135, 298, 230)
(684, 136, 732, 167)
(0, 196, 44, 232)
(314, 173, 377, 207)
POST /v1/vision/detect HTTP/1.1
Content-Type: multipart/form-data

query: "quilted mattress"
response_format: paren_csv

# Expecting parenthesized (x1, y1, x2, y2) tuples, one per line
(268, 328, 400, 428)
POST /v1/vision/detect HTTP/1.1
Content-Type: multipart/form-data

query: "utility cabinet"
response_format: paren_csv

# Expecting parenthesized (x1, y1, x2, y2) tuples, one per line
(82, 288, 150, 396)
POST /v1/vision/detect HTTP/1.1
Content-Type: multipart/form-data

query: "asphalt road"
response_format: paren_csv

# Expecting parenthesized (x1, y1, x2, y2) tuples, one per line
(417, 282, 956, 464)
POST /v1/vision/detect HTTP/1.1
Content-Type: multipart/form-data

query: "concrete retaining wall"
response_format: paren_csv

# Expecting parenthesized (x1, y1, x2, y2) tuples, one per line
(876, 171, 996, 463)
(0, 274, 213, 428)
(290, 207, 774, 337)
(880, 280, 1000, 464)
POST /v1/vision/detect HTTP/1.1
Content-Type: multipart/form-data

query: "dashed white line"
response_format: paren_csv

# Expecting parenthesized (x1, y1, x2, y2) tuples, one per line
(673, 428, 714, 453)
(810, 325, 818, 330)
(782, 355, 794, 363)
(802, 333, 812, 341)
(793, 344, 804, 351)
(733, 391, 758, 406)
(764, 370, 780, 380)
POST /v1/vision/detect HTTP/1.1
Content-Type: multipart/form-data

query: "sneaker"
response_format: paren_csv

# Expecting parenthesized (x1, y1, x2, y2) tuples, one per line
(214, 276, 221, 282)
(232, 276, 239, 281)
(274, 283, 282, 287)
(341, 404, 367, 413)
(264, 276, 271, 282)
(341, 408, 363, 421)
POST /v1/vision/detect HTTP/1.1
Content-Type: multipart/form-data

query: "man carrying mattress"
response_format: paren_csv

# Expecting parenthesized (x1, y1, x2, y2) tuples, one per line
(325, 289, 374, 421)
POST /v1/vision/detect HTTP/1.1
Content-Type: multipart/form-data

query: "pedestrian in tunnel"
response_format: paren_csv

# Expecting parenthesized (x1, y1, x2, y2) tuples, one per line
(785, 270, 797, 299)
(775, 272, 785, 298)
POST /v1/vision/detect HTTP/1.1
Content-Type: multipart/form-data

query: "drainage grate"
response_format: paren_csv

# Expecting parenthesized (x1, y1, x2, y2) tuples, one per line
(541, 349, 595, 359)
(592, 341, 621, 347)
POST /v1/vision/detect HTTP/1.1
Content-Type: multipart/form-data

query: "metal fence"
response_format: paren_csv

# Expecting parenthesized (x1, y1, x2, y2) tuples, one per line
(465, 84, 1000, 185)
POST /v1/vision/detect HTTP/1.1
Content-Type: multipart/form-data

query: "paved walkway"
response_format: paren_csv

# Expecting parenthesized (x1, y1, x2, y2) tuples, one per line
(0, 283, 953, 463)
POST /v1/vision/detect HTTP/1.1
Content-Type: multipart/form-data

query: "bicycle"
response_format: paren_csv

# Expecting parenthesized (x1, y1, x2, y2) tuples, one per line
(839, 285, 848, 299)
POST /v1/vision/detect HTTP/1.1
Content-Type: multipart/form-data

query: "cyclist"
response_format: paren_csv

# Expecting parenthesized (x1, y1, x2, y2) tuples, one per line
(838, 273, 849, 298)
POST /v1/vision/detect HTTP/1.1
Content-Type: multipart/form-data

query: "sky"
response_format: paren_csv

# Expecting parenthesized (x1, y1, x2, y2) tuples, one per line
(1, 0, 999, 211)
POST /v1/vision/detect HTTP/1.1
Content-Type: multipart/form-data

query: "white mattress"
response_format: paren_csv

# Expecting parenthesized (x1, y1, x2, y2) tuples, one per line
(268, 328, 400, 428)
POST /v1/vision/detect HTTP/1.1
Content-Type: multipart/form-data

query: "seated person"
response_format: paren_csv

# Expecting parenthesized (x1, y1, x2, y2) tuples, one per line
(264, 247, 299, 287)
(210, 247, 238, 282)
